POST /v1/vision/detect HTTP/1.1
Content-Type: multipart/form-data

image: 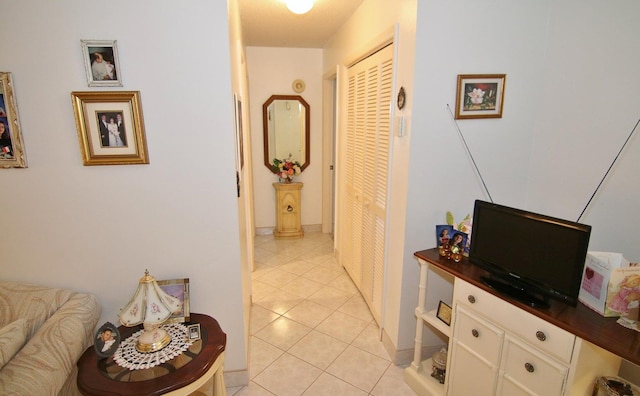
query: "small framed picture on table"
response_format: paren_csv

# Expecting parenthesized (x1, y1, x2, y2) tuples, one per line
(187, 323, 201, 341)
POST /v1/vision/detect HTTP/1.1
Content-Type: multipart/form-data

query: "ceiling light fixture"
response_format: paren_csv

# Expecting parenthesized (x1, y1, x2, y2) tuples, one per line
(286, 0, 314, 15)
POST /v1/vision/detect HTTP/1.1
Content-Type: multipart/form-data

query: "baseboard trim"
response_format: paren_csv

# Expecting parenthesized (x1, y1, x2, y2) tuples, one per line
(255, 224, 322, 236)
(223, 369, 249, 388)
(381, 329, 445, 366)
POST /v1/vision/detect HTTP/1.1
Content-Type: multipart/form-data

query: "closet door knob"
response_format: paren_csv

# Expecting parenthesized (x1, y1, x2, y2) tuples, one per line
(525, 362, 535, 373)
(536, 331, 546, 341)
(471, 329, 479, 338)
(468, 295, 476, 304)
(287, 205, 293, 212)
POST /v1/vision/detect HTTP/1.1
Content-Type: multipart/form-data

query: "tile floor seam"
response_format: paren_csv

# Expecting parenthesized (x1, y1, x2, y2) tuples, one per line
(238, 233, 417, 396)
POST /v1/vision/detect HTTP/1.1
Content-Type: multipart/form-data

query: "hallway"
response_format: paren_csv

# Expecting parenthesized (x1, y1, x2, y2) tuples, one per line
(228, 232, 417, 395)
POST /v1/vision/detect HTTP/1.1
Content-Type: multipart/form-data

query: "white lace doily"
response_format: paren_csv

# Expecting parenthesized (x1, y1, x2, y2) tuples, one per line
(113, 323, 193, 370)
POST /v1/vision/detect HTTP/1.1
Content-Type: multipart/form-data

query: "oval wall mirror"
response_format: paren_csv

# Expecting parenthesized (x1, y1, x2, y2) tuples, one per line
(263, 95, 310, 173)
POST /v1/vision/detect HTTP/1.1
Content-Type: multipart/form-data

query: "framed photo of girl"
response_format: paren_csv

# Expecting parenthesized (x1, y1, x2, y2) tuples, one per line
(70, 91, 149, 165)
(81, 40, 123, 87)
(0, 72, 27, 168)
(455, 74, 506, 119)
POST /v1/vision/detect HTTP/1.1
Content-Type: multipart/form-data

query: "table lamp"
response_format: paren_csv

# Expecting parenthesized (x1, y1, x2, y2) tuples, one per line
(119, 270, 183, 353)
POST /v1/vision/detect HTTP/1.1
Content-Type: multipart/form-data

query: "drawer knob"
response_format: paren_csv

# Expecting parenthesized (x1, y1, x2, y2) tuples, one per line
(468, 295, 476, 304)
(525, 362, 535, 373)
(287, 205, 294, 212)
(471, 329, 479, 338)
(536, 331, 546, 342)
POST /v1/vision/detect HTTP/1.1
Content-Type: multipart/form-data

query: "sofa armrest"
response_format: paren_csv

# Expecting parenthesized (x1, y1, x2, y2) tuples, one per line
(0, 292, 101, 396)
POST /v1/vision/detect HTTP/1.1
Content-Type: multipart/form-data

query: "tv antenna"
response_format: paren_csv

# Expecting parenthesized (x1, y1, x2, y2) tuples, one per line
(447, 104, 494, 203)
(577, 116, 640, 222)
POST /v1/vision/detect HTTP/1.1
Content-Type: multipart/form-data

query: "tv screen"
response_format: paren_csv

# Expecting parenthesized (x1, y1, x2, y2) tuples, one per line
(469, 200, 591, 307)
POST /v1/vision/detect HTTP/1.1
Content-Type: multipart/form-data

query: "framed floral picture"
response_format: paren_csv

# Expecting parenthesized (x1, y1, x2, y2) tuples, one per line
(0, 72, 27, 168)
(455, 74, 506, 119)
(157, 278, 190, 324)
(70, 91, 149, 165)
(81, 40, 123, 87)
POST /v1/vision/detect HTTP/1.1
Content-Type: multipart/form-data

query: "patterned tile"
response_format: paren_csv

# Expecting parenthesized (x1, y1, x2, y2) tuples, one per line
(254, 316, 312, 351)
(253, 353, 321, 396)
(230, 233, 417, 396)
(326, 346, 391, 393)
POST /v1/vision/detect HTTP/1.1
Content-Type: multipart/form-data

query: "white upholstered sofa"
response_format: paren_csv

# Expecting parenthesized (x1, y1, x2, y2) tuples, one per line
(0, 280, 101, 395)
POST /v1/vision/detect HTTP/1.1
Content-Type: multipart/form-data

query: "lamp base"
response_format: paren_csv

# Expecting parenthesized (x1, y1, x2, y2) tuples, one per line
(135, 325, 171, 353)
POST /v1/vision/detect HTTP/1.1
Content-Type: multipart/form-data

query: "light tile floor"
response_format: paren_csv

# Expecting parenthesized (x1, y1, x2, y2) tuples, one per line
(226, 232, 417, 396)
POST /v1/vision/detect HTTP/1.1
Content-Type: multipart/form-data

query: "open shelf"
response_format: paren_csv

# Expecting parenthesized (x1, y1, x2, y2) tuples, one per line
(421, 309, 452, 338)
(404, 358, 445, 396)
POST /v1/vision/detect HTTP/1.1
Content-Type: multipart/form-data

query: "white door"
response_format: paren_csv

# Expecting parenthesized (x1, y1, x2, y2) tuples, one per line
(340, 44, 393, 323)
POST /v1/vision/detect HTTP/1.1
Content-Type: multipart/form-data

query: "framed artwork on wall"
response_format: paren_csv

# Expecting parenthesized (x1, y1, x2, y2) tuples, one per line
(156, 278, 190, 324)
(81, 40, 123, 87)
(455, 74, 506, 119)
(70, 91, 149, 165)
(0, 72, 27, 168)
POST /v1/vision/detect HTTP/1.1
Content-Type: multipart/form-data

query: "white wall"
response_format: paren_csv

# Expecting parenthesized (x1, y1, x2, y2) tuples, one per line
(402, 0, 552, 354)
(527, 0, 640, 259)
(0, 0, 247, 372)
(246, 47, 323, 230)
(406, 0, 640, 371)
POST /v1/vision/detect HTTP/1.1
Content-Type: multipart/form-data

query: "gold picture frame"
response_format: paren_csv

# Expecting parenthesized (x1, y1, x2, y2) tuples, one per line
(156, 278, 190, 324)
(0, 72, 27, 168)
(455, 74, 506, 119)
(71, 91, 149, 165)
(437, 300, 452, 326)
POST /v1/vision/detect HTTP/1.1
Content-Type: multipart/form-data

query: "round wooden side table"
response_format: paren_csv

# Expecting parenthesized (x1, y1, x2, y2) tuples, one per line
(77, 313, 227, 396)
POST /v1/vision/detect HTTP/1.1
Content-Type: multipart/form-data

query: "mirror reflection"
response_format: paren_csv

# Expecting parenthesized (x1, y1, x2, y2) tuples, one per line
(263, 95, 310, 173)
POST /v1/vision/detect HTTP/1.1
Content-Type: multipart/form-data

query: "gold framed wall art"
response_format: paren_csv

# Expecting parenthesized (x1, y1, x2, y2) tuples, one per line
(0, 72, 27, 168)
(71, 91, 149, 165)
(455, 74, 506, 119)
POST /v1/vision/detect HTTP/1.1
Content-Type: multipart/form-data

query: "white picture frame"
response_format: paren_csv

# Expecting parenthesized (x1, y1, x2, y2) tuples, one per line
(81, 40, 123, 87)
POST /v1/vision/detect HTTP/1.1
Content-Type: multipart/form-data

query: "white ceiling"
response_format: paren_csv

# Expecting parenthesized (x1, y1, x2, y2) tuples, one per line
(237, 0, 364, 48)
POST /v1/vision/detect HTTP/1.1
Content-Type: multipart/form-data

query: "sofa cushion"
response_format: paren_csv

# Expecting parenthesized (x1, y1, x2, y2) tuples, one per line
(0, 281, 77, 340)
(0, 319, 28, 370)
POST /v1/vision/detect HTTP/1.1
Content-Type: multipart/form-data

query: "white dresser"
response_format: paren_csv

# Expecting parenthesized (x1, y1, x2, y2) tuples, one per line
(405, 249, 624, 396)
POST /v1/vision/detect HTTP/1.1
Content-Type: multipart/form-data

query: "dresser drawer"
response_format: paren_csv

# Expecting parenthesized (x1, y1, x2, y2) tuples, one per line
(499, 336, 568, 395)
(454, 306, 504, 366)
(454, 278, 576, 363)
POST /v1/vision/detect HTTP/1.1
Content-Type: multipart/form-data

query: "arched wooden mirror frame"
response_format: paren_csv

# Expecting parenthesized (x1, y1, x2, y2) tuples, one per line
(262, 95, 310, 173)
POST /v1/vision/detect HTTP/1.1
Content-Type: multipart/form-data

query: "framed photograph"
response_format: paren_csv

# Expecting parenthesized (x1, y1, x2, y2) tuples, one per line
(71, 91, 149, 165)
(455, 74, 506, 119)
(94, 322, 121, 358)
(0, 72, 27, 168)
(436, 225, 454, 247)
(157, 278, 190, 324)
(450, 230, 469, 257)
(81, 40, 123, 87)
(437, 301, 452, 326)
(187, 323, 201, 341)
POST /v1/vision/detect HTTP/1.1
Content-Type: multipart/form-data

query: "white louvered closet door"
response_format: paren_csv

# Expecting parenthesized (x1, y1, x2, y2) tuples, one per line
(342, 44, 393, 324)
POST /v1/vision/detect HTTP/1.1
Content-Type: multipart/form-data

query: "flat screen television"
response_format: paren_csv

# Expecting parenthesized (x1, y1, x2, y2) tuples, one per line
(469, 200, 592, 308)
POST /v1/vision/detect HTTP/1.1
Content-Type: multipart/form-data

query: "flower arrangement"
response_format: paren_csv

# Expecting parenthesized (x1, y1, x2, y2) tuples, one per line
(272, 157, 301, 182)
